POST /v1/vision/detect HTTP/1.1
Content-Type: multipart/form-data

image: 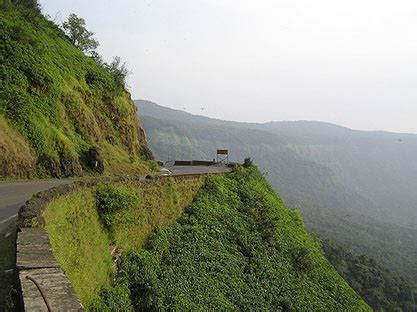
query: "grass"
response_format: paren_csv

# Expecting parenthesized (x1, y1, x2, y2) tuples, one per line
(100, 142, 152, 177)
(43, 176, 205, 309)
(117, 165, 370, 311)
(110, 177, 205, 252)
(43, 188, 113, 306)
(0, 115, 37, 178)
(0, 2, 152, 179)
(43, 167, 370, 310)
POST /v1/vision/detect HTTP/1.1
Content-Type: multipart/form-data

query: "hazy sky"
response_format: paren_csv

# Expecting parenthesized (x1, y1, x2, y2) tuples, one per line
(40, 0, 417, 133)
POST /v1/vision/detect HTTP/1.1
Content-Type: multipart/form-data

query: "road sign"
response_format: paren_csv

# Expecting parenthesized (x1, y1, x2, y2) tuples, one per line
(216, 149, 229, 163)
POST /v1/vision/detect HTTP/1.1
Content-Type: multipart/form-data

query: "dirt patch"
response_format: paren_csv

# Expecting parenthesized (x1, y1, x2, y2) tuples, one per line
(0, 116, 37, 179)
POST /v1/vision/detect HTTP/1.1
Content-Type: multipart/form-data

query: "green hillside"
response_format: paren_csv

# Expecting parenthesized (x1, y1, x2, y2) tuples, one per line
(137, 100, 417, 285)
(43, 176, 205, 308)
(0, 2, 403, 310)
(0, 1, 153, 179)
(322, 239, 417, 311)
(98, 165, 369, 310)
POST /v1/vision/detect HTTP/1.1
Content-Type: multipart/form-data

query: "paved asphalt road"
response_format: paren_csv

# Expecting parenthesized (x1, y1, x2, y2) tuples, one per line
(0, 179, 75, 226)
(167, 164, 231, 176)
(0, 164, 231, 226)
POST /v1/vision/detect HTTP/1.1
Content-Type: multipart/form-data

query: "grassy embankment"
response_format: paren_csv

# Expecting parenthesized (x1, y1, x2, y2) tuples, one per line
(0, 1, 153, 180)
(43, 176, 205, 308)
(114, 164, 370, 311)
(44, 164, 370, 311)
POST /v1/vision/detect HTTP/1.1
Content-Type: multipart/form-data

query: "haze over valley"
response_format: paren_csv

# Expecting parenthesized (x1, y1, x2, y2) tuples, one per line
(2, 1, 417, 310)
(138, 99, 417, 283)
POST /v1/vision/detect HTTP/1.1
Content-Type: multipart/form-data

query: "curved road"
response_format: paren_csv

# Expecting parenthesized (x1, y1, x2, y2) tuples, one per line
(0, 179, 75, 230)
(166, 164, 231, 176)
(0, 164, 231, 228)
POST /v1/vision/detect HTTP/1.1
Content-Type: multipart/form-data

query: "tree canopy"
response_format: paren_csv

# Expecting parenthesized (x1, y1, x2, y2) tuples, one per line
(62, 13, 99, 53)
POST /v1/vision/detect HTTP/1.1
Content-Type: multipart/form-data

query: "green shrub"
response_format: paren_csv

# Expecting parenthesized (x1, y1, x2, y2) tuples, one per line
(243, 157, 253, 168)
(120, 250, 160, 310)
(95, 183, 138, 228)
(11, 0, 41, 13)
(90, 279, 133, 312)
(113, 165, 369, 311)
(105, 56, 129, 91)
(289, 208, 304, 227)
(290, 246, 313, 273)
(146, 160, 160, 172)
(85, 65, 116, 95)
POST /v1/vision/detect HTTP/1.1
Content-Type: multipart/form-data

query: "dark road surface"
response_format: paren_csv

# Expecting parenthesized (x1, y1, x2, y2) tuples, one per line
(0, 164, 231, 226)
(0, 179, 75, 228)
(167, 164, 231, 176)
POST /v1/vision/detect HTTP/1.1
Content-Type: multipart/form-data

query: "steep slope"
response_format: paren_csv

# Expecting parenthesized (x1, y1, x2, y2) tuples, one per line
(322, 239, 417, 311)
(101, 165, 370, 310)
(136, 100, 417, 284)
(43, 176, 205, 308)
(0, 2, 153, 179)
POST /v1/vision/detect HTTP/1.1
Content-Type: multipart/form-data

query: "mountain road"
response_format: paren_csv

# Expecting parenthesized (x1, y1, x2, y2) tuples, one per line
(0, 164, 231, 227)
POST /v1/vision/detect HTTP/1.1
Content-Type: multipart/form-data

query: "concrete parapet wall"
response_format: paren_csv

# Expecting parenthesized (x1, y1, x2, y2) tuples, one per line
(173, 160, 216, 166)
(17, 228, 83, 311)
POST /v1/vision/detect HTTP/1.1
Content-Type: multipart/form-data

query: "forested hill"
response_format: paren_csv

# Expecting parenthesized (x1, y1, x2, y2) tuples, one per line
(322, 239, 417, 311)
(0, 1, 153, 180)
(136, 99, 417, 284)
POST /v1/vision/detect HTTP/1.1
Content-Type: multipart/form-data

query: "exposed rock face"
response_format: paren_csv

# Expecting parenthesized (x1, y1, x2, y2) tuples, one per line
(141, 145, 154, 161)
(84, 147, 104, 174)
(122, 96, 154, 161)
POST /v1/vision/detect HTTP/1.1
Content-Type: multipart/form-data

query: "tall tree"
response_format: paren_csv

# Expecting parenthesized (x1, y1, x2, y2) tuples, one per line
(106, 56, 130, 89)
(62, 13, 99, 53)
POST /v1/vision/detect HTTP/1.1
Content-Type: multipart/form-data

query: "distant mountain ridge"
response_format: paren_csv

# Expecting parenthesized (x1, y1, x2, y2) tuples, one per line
(138, 100, 417, 226)
(136, 99, 417, 283)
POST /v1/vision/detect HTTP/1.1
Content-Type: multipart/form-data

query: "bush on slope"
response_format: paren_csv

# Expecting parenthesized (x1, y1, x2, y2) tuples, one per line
(115, 165, 370, 311)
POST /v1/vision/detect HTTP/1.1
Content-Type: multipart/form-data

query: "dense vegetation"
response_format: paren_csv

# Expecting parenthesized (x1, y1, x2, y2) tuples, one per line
(0, 1, 153, 179)
(97, 165, 369, 311)
(43, 176, 205, 308)
(322, 239, 417, 311)
(137, 100, 417, 284)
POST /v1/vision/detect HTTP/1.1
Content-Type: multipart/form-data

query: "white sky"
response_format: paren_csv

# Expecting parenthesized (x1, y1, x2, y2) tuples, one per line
(40, 0, 417, 133)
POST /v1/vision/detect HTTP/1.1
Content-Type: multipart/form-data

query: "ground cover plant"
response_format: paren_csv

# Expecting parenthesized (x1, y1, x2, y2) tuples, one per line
(0, 1, 153, 179)
(101, 165, 370, 311)
(43, 176, 205, 308)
